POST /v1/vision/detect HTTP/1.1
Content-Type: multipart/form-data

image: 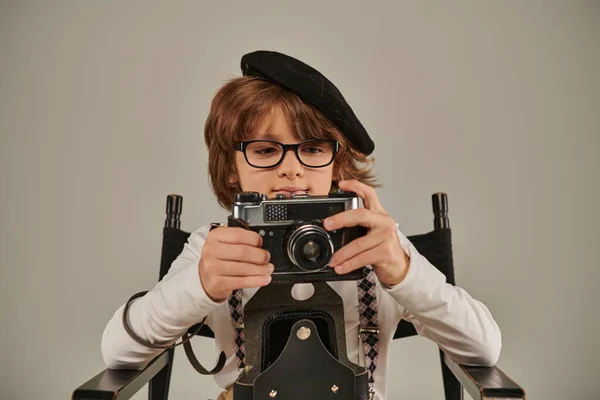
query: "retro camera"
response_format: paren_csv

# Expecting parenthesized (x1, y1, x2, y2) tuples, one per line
(227, 190, 368, 283)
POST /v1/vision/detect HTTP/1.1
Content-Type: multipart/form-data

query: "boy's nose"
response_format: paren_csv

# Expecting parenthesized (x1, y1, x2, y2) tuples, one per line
(277, 149, 304, 178)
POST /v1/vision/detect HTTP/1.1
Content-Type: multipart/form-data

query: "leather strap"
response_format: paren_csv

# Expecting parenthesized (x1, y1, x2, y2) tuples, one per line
(122, 292, 226, 375)
(122, 291, 203, 350)
(182, 330, 227, 375)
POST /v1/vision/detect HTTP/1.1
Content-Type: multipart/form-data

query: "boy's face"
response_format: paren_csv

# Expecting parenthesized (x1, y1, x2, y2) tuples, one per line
(230, 106, 336, 198)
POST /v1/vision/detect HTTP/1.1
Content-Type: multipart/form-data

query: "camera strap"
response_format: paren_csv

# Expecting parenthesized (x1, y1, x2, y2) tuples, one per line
(226, 266, 380, 395)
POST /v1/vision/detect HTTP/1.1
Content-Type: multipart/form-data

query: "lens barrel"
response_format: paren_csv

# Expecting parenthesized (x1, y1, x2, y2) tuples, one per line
(287, 222, 334, 272)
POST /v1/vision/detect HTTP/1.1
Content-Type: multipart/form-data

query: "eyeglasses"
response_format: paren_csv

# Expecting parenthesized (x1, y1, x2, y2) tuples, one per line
(234, 139, 339, 169)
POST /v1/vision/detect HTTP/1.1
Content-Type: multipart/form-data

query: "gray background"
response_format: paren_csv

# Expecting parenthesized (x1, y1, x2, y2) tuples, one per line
(1, 1, 598, 399)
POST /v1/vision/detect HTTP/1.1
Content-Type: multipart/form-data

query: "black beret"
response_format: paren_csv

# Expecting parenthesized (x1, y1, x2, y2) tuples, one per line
(240, 50, 375, 155)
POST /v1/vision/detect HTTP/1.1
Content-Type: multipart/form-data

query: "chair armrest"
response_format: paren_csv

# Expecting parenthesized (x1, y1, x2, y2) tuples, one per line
(72, 351, 169, 400)
(443, 353, 526, 399)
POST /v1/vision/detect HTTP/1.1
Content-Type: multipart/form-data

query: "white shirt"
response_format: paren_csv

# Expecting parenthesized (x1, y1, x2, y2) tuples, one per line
(101, 224, 501, 400)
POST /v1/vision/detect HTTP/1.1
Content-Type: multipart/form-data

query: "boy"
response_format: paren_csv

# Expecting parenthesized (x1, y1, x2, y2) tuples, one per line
(101, 50, 501, 400)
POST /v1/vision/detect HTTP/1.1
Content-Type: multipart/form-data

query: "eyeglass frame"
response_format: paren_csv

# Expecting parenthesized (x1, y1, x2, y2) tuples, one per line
(233, 139, 340, 169)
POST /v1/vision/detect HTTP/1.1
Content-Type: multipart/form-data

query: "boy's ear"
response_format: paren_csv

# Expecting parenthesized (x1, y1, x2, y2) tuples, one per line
(228, 171, 239, 184)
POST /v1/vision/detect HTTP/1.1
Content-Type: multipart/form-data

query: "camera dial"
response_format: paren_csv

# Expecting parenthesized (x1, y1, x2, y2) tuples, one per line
(235, 192, 260, 203)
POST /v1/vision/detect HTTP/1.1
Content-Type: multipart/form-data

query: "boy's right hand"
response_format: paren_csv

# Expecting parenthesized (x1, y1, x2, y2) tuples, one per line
(198, 227, 273, 302)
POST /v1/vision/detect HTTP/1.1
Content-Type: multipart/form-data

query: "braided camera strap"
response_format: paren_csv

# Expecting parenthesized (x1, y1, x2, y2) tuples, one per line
(227, 268, 380, 394)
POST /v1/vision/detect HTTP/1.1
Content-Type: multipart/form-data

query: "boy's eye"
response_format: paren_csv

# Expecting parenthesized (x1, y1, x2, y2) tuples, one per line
(250, 144, 281, 156)
(301, 146, 325, 154)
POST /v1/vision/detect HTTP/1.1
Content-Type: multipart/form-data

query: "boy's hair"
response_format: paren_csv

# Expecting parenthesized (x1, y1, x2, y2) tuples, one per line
(204, 76, 378, 210)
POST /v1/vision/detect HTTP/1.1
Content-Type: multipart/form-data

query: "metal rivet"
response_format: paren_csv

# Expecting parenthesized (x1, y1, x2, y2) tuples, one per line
(296, 326, 311, 340)
(331, 385, 339, 393)
(269, 390, 277, 397)
(234, 322, 244, 329)
(259, 230, 265, 236)
(269, 231, 274, 236)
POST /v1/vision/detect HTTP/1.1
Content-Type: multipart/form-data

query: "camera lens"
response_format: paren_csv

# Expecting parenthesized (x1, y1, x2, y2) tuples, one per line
(287, 222, 334, 272)
(303, 240, 321, 261)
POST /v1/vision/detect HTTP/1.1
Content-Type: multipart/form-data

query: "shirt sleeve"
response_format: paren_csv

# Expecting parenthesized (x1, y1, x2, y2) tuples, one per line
(100, 225, 225, 369)
(383, 226, 502, 367)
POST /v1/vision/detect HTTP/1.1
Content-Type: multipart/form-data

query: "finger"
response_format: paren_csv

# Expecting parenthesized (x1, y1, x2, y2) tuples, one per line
(211, 243, 270, 265)
(333, 246, 383, 275)
(328, 234, 381, 267)
(324, 208, 389, 231)
(218, 261, 274, 277)
(338, 179, 385, 214)
(213, 227, 263, 247)
(220, 275, 272, 291)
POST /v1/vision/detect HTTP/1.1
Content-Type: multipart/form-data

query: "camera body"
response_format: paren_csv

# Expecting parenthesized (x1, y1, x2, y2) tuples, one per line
(227, 190, 368, 283)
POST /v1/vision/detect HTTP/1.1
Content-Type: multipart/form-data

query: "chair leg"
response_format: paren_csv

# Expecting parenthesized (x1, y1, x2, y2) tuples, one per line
(439, 349, 462, 400)
(149, 348, 175, 400)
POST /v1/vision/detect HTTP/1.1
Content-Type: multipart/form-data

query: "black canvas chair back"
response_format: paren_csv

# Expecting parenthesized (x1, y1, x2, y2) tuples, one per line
(72, 192, 525, 400)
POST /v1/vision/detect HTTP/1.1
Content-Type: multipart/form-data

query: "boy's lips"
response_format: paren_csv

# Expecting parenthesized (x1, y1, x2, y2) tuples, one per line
(273, 186, 308, 197)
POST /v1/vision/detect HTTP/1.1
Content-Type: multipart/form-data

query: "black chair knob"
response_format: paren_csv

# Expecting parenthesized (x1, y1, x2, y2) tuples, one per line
(165, 194, 183, 229)
(432, 193, 449, 230)
(166, 194, 182, 215)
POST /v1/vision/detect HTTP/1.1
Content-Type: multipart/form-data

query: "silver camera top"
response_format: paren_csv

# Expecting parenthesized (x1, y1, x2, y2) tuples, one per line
(231, 191, 360, 226)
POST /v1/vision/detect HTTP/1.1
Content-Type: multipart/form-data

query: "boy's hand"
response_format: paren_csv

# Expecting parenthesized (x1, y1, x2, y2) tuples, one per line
(199, 227, 273, 302)
(324, 180, 410, 287)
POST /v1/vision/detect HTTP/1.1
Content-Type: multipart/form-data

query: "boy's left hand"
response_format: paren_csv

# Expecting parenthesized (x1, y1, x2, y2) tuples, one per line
(324, 179, 410, 287)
